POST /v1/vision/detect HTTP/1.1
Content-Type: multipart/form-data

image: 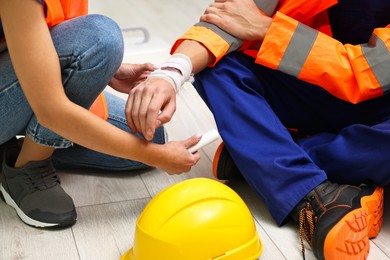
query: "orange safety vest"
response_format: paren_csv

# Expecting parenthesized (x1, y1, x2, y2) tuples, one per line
(44, 0, 108, 120)
(44, 0, 88, 27)
(172, 0, 390, 104)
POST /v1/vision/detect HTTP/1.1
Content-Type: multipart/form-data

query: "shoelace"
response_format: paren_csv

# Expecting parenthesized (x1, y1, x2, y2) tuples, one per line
(298, 202, 318, 260)
(28, 165, 60, 191)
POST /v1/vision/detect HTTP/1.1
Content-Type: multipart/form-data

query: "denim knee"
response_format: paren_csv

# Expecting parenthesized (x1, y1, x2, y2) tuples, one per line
(26, 15, 124, 148)
(77, 14, 124, 77)
(50, 14, 124, 107)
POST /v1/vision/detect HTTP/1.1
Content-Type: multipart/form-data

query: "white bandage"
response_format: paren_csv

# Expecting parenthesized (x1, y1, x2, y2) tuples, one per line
(148, 53, 193, 92)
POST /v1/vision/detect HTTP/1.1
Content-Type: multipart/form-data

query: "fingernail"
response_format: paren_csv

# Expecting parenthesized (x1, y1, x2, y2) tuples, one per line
(147, 129, 153, 139)
(195, 133, 202, 138)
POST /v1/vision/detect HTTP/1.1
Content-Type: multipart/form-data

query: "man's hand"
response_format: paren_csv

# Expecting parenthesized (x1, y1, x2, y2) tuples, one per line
(200, 0, 272, 42)
(126, 77, 176, 141)
(109, 63, 155, 94)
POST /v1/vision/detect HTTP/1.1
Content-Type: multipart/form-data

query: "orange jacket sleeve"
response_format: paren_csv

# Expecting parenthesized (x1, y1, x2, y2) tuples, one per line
(171, 0, 337, 66)
(257, 12, 389, 104)
(170, 0, 279, 66)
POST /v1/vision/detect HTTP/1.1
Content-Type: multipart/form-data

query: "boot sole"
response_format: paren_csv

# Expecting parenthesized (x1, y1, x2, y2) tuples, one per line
(212, 142, 224, 179)
(0, 184, 62, 228)
(323, 186, 384, 259)
(212, 142, 243, 180)
(363, 186, 384, 238)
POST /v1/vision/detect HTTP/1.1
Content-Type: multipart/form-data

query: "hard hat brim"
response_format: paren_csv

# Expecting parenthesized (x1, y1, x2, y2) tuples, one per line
(120, 248, 134, 260)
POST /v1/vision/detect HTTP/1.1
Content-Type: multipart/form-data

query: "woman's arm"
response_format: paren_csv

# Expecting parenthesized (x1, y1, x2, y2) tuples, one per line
(0, 0, 200, 174)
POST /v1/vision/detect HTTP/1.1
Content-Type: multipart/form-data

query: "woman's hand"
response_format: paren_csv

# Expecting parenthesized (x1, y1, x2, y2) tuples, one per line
(152, 134, 202, 174)
(109, 63, 155, 94)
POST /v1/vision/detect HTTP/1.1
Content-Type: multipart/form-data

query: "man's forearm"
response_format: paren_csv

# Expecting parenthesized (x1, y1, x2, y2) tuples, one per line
(173, 40, 214, 74)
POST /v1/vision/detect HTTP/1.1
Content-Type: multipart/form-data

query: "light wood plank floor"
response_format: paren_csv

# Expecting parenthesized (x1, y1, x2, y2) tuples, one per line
(1, 1, 389, 259)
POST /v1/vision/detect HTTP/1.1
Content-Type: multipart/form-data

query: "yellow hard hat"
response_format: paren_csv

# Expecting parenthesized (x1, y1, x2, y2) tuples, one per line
(121, 178, 262, 260)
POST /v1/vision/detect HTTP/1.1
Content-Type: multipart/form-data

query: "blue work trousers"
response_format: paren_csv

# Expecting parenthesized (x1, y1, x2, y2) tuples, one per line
(193, 52, 390, 225)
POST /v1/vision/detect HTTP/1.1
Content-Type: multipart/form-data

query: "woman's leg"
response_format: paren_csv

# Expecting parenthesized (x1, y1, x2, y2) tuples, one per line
(0, 14, 123, 148)
(26, 14, 124, 149)
(52, 91, 166, 171)
(0, 14, 124, 228)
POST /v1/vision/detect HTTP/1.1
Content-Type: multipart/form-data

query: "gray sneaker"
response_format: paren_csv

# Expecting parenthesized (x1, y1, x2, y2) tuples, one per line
(0, 137, 20, 171)
(0, 145, 77, 228)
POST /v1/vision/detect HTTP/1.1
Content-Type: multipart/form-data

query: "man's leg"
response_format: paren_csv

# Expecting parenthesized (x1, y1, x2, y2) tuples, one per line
(193, 52, 384, 259)
(194, 52, 328, 224)
(298, 120, 390, 185)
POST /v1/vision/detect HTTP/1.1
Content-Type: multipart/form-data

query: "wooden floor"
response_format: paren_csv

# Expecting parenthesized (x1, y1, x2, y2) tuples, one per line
(1, 1, 389, 259)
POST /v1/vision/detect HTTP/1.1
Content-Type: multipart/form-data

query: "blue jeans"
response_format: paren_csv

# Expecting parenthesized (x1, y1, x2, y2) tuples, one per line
(0, 14, 165, 171)
(52, 91, 166, 171)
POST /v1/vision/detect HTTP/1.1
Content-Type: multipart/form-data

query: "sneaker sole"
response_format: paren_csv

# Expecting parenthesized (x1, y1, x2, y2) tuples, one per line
(1, 184, 60, 228)
(323, 186, 384, 260)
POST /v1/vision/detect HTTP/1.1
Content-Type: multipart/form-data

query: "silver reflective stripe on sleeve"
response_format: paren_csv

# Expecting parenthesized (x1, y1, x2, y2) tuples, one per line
(195, 22, 243, 53)
(253, 0, 279, 16)
(192, 1, 278, 54)
(361, 35, 390, 94)
(278, 23, 318, 77)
